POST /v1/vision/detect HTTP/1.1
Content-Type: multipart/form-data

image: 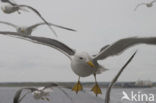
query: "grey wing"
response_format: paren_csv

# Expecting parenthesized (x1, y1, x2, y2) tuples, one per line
(151, 0, 156, 3)
(15, 5, 57, 37)
(134, 3, 146, 11)
(57, 86, 73, 101)
(105, 51, 137, 103)
(94, 37, 156, 60)
(99, 44, 110, 52)
(0, 31, 75, 58)
(14, 88, 37, 103)
(48, 23, 77, 32)
(1, 0, 17, 5)
(27, 23, 47, 31)
(29, 22, 77, 32)
(0, 21, 18, 29)
(42, 83, 58, 90)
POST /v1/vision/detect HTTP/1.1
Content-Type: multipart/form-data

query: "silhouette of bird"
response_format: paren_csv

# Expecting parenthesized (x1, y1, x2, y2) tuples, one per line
(0, 21, 76, 35)
(0, 1, 62, 37)
(105, 51, 136, 103)
(134, 0, 156, 11)
(13, 83, 72, 103)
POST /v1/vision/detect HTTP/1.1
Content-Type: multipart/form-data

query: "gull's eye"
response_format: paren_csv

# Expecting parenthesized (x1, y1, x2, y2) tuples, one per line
(79, 57, 83, 60)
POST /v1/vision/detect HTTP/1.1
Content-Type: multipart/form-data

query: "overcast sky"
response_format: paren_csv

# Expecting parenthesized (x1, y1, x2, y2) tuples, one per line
(0, 0, 156, 82)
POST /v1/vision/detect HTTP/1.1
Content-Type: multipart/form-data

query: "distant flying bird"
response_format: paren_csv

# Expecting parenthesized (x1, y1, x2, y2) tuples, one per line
(13, 83, 72, 103)
(1, 3, 59, 37)
(0, 21, 76, 35)
(0, 31, 156, 96)
(1, 3, 28, 14)
(134, 0, 156, 11)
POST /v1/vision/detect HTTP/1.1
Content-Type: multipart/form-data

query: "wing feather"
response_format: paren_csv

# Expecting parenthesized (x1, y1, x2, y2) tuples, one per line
(0, 31, 75, 59)
(94, 37, 156, 60)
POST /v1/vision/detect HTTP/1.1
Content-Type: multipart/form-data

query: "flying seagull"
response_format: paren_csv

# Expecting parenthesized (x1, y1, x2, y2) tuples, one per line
(13, 83, 72, 103)
(134, 0, 156, 11)
(105, 51, 136, 103)
(0, 31, 156, 96)
(1, 2, 60, 37)
(0, 21, 76, 35)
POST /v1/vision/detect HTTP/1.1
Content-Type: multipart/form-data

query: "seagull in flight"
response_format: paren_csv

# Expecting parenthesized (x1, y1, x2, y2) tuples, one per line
(134, 0, 156, 11)
(0, 21, 76, 35)
(0, 31, 156, 96)
(0, 1, 63, 37)
(13, 83, 72, 103)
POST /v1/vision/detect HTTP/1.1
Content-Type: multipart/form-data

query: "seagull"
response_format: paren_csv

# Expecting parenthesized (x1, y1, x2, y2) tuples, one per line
(13, 83, 72, 103)
(0, 31, 156, 96)
(1, 3, 60, 37)
(0, 21, 76, 35)
(134, 0, 156, 11)
(1, 3, 27, 14)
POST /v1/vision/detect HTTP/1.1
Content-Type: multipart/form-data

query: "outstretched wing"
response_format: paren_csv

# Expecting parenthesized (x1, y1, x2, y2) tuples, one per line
(0, 21, 18, 29)
(1, 0, 17, 5)
(0, 31, 75, 59)
(105, 51, 137, 103)
(14, 5, 57, 37)
(151, 0, 156, 4)
(134, 3, 146, 11)
(14, 87, 37, 103)
(28, 22, 77, 32)
(99, 44, 110, 52)
(94, 37, 156, 60)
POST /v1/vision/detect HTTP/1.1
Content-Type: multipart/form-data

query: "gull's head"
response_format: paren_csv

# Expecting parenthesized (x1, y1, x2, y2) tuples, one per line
(17, 27, 27, 34)
(73, 52, 95, 68)
(1, 4, 19, 13)
(1, 4, 7, 12)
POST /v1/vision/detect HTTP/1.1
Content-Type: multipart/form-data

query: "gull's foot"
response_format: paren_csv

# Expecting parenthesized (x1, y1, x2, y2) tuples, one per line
(72, 81, 83, 94)
(91, 83, 102, 96)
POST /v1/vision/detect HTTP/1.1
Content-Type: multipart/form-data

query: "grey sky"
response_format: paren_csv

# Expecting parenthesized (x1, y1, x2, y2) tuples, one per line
(0, 0, 156, 82)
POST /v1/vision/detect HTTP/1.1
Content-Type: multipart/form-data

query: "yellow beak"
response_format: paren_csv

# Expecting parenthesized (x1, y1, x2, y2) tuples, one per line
(87, 61, 95, 68)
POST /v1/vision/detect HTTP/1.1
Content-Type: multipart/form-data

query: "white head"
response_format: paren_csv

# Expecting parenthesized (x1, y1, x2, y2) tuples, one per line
(72, 52, 95, 68)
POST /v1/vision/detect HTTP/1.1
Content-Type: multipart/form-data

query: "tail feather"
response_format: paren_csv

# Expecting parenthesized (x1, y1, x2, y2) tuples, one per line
(96, 65, 108, 74)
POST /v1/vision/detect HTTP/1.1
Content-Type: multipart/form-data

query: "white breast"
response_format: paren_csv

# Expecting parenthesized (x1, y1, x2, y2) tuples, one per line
(71, 59, 96, 77)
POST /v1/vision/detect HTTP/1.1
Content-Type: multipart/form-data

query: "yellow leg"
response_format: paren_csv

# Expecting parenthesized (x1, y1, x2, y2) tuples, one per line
(72, 77, 83, 94)
(91, 74, 102, 96)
